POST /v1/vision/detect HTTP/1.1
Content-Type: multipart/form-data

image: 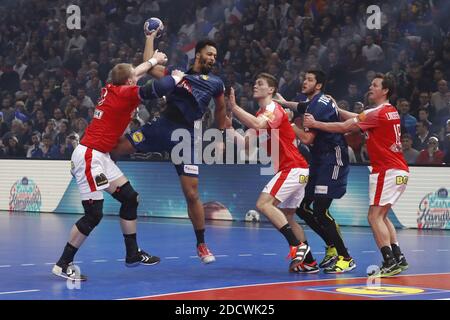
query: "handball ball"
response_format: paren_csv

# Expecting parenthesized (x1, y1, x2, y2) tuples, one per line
(144, 17, 164, 37)
(245, 210, 260, 223)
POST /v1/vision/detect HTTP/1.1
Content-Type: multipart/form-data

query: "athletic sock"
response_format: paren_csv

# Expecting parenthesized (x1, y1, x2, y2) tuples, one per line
(195, 229, 205, 246)
(279, 224, 300, 246)
(124, 233, 139, 257)
(57, 242, 78, 266)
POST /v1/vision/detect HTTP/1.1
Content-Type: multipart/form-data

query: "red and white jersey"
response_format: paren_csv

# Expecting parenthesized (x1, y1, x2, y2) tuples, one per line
(356, 103, 409, 173)
(81, 84, 141, 153)
(256, 101, 308, 172)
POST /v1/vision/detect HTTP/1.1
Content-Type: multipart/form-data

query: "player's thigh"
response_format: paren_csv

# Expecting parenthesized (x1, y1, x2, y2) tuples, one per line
(369, 169, 408, 206)
(265, 168, 309, 209)
(313, 164, 348, 199)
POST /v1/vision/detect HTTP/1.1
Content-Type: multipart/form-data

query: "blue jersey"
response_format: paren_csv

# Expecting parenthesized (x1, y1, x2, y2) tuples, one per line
(163, 67, 224, 126)
(306, 93, 348, 165)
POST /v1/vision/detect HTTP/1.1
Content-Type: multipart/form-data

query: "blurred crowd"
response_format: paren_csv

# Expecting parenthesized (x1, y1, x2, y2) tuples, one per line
(1, 0, 449, 165)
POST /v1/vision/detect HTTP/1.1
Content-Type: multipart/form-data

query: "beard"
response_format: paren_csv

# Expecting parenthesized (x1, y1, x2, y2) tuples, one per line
(199, 57, 213, 74)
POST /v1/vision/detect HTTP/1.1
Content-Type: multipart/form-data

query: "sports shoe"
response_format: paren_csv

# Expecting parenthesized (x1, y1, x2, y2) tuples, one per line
(197, 243, 216, 264)
(293, 260, 320, 274)
(324, 256, 356, 273)
(52, 262, 87, 281)
(367, 259, 402, 278)
(319, 245, 338, 269)
(288, 242, 310, 272)
(395, 254, 409, 271)
(126, 249, 160, 267)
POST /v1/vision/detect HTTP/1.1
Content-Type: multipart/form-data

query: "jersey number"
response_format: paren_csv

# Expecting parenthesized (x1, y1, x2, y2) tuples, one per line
(393, 123, 401, 145)
(98, 87, 108, 106)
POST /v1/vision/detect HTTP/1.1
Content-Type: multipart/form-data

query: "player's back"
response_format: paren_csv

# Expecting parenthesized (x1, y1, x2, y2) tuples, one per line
(358, 104, 409, 173)
(163, 68, 224, 126)
(257, 102, 308, 172)
(81, 84, 140, 153)
(306, 93, 349, 166)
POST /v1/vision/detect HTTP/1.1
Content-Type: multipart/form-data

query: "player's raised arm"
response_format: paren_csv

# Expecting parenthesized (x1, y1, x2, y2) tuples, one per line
(143, 29, 166, 79)
(303, 113, 360, 134)
(139, 69, 184, 100)
(228, 88, 268, 130)
(273, 93, 305, 111)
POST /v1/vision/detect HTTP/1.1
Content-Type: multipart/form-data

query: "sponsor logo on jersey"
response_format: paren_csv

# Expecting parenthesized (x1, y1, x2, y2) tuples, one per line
(93, 109, 104, 119)
(201, 75, 209, 80)
(9, 177, 42, 211)
(183, 165, 199, 175)
(417, 188, 450, 229)
(95, 173, 108, 187)
(132, 131, 144, 143)
(299, 175, 309, 184)
(315, 185, 328, 195)
(395, 176, 408, 185)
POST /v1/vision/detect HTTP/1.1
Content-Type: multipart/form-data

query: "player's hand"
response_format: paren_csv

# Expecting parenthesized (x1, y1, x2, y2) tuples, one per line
(228, 87, 237, 110)
(303, 113, 317, 128)
(171, 69, 185, 84)
(152, 50, 168, 65)
(273, 92, 286, 106)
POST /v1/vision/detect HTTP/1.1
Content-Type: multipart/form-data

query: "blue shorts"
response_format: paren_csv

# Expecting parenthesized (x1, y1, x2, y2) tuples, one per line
(305, 163, 349, 199)
(125, 117, 199, 177)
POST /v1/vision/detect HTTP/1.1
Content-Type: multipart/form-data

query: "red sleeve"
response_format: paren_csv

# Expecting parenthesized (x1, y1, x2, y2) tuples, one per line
(261, 106, 284, 129)
(357, 109, 379, 131)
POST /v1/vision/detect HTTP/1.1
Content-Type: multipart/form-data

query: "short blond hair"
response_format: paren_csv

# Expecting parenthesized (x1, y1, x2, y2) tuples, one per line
(111, 63, 133, 85)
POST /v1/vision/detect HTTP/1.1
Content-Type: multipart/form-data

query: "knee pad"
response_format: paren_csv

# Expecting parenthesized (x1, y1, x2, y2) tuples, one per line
(111, 181, 138, 221)
(313, 198, 335, 227)
(76, 199, 104, 236)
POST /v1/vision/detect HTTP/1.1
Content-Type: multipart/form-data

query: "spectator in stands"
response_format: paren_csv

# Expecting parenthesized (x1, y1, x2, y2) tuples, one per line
(27, 131, 44, 159)
(3, 135, 26, 158)
(413, 120, 432, 151)
(416, 136, 445, 165)
(401, 133, 420, 164)
(398, 99, 417, 137)
(431, 80, 448, 113)
(0, 112, 9, 137)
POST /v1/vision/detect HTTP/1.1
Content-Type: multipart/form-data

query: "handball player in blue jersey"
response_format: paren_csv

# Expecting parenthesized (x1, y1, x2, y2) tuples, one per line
(113, 38, 227, 264)
(277, 70, 356, 273)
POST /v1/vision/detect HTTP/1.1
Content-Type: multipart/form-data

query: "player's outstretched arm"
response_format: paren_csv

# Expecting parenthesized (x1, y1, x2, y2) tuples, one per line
(303, 113, 360, 133)
(143, 32, 166, 79)
(139, 69, 184, 100)
(135, 50, 168, 79)
(227, 88, 268, 130)
(273, 93, 302, 111)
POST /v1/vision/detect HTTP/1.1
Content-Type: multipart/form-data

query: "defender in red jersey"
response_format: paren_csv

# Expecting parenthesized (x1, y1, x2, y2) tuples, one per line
(303, 73, 409, 277)
(227, 73, 318, 273)
(53, 30, 185, 281)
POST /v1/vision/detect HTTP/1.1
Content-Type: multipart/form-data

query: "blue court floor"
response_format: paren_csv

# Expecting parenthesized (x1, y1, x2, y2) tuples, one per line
(0, 211, 449, 300)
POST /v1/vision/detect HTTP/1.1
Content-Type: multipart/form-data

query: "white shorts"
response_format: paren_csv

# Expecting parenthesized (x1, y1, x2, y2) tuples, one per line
(71, 144, 124, 200)
(263, 168, 309, 209)
(369, 169, 409, 206)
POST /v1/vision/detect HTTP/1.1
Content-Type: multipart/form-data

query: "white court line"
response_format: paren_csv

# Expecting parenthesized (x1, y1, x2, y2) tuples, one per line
(0, 265, 11, 268)
(126, 220, 450, 238)
(44, 262, 56, 265)
(120, 271, 450, 300)
(411, 249, 425, 252)
(238, 254, 252, 257)
(0, 289, 40, 295)
(164, 257, 180, 259)
(20, 264, 35, 266)
(215, 255, 229, 258)
(92, 260, 107, 263)
(262, 253, 277, 256)
(362, 251, 376, 253)
(73, 261, 83, 264)
(116, 259, 125, 262)
(437, 249, 449, 252)
(189, 256, 198, 258)
(313, 252, 325, 255)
